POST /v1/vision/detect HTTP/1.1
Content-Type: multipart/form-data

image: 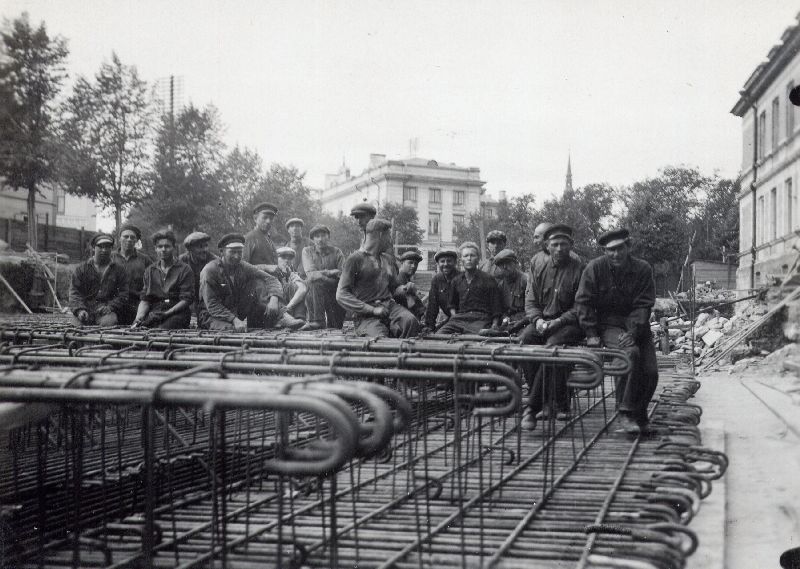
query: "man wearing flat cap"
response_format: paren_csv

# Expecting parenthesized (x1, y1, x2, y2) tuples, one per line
(576, 228, 658, 434)
(301, 224, 346, 331)
(479, 230, 507, 279)
(394, 250, 425, 320)
(198, 233, 285, 331)
(69, 233, 129, 327)
(519, 224, 586, 429)
(530, 221, 582, 274)
(422, 247, 460, 333)
(179, 231, 218, 320)
(244, 202, 279, 270)
(350, 202, 377, 236)
(437, 241, 503, 335)
(112, 223, 153, 325)
(493, 248, 528, 328)
(336, 218, 419, 338)
(272, 246, 307, 329)
(284, 218, 309, 278)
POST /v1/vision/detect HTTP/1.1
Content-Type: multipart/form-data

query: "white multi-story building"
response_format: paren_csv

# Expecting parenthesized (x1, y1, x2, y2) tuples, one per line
(322, 154, 492, 264)
(731, 11, 800, 289)
(0, 182, 97, 231)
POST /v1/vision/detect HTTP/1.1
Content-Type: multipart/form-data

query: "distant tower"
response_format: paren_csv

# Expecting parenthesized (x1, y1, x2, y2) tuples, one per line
(564, 153, 574, 197)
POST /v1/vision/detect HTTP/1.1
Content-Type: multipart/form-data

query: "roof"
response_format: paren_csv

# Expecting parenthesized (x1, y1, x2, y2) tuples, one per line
(731, 11, 800, 116)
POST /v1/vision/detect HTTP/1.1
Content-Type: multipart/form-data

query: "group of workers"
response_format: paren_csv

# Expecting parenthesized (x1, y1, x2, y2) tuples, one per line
(69, 201, 657, 434)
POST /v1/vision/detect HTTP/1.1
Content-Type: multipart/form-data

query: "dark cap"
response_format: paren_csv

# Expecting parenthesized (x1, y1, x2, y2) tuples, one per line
(544, 224, 574, 242)
(183, 231, 211, 248)
(486, 230, 507, 243)
(350, 203, 377, 217)
(217, 233, 246, 249)
(399, 250, 423, 263)
(284, 217, 304, 230)
(308, 224, 330, 238)
(91, 233, 115, 247)
(365, 218, 392, 234)
(493, 248, 518, 264)
(598, 228, 630, 248)
(434, 247, 458, 262)
(119, 223, 142, 240)
(276, 246, 296, 258)
(253, 202, 278, 216)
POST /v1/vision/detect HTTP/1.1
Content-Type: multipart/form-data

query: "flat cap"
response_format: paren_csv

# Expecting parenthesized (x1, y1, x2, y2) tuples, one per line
(434, 247, 458, 261)
(183, 231, 211, 248)
(399, 250, 423, 263)
(350, 202, 377, 217)
(486, 230, 507, 243)
(598, 228, 630, 248)
(91, 233, 114, 247)
(276, 246, 296, 258)
(365, 218, 392, 234)
(308, 224, 330, 238)
(284, 217, 304, 229)
(493, 248, 518, 264)
(252, 202, 278, 216)
(119, 223, 142, 240)
(217, 233, 246, 249)
(544, 224, 574, 242)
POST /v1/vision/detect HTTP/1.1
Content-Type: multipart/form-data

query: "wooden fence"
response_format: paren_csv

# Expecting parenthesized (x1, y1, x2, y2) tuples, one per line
(1, 218, 96, 261)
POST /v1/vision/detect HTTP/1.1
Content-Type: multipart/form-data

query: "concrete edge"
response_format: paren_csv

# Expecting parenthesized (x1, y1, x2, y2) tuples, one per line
(686, 419, 726, 569)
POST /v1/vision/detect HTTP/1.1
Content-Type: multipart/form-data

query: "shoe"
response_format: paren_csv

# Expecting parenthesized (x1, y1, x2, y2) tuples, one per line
(279, 313, 305, 330)
(556, 410, 570, 421)
(615, 414, 640, 435)
(535, 407, 552, 420)
(299, 321, 324, 332)
(521, 409, 537, 431)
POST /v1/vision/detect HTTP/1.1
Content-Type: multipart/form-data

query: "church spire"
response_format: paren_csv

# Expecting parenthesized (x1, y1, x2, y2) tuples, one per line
(564, 152, 574, 197)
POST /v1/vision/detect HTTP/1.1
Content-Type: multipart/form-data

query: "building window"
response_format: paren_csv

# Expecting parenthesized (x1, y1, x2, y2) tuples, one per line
(429, 188, 441, 204)
(770, 187, 777, 241)
(757, 196, 765, 244)
(788, 82, 796, 137)
(787, 178, 794, 234)
(428, 213, 440, 235)
(772, 97, 780, 149)
(453, 214, 465, 227)
(403, 186, 417, 202)
(758, 110, 767, 160)
(453, 190, 465, 205)
(484, 207, 494, 219)
(56, 188, 66, 215)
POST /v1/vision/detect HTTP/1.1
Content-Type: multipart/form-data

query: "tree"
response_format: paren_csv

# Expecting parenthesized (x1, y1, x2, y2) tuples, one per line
(129, 104, 226, 237)
(693, 178, 740, 261)
(317, 212, 363, 255)
(539, 183, 615, 258)
(209, 145, 265, 233)
(58, 52, 154, 231)
(0, 14, 69, 249)
(378, 202, 424, 249)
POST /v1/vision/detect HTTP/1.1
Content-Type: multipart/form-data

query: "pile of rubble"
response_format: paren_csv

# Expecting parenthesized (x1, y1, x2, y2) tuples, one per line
(675, 281, 737, 303)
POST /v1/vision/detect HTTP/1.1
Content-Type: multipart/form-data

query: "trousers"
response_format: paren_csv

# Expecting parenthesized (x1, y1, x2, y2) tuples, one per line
(519, 323, 584, 413)
(354, 301, 419, 338)
(437, 312, 492, 335)
(199, 279, 279, 330)
(305, 279, 345, 328)
(600, 325, 659, 422)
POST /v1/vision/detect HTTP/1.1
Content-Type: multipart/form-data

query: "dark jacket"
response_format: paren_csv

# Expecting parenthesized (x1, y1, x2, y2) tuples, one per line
(111, 249, 152, 307)
(336, 250, 399, 314)
(575, 255, 655, 340)
(69, 260, 129, 316)
(498, 270, 528, 318)
(424, 271, 458, 329)
(199, 259, 283, 323)
(525, 255, 584, 326)
(178, 250, 218, 304)
(244, 228, 277, 266)
(449, 269, 503, 319)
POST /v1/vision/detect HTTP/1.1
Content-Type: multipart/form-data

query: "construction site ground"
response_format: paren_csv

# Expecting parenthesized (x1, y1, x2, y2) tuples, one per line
(689, 356, 800, 569)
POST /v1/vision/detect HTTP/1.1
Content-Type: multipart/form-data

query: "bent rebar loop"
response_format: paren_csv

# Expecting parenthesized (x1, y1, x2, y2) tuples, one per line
(655, 442, 729, 481)
(0, 366, 362, 476)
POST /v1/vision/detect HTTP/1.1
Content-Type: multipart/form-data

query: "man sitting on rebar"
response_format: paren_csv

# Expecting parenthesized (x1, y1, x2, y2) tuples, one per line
(69, 233, 129, 327)
(178, 231, 218, 320)
(489, 248, 528, 334)
(394, 250, 425, 321)
(529, 221, 583, 274)
(112, 223, 152, 325)
(576, 228, 658, 435)
(421, 247, 459, 334)
(271, 246, 307, 330)
(198, 233, 284, 331)
(478, 230, 507, 279)
(132, 229, 194, 329)
(519, 225, 585, 429)
(300, 224, 346, 331)
(336, 218, 419, 338)
(437, 242, 502, 335)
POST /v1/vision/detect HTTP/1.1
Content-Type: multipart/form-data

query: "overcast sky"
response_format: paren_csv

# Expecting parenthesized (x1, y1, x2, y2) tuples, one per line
(5, 1, 799, 207)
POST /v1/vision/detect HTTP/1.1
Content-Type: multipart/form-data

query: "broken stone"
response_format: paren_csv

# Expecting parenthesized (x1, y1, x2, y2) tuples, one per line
(702, 329, 725, 347)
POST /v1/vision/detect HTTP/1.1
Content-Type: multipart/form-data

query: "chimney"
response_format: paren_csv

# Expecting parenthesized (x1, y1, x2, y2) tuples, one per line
(369, 154, 386, 168)
(499, 190, 507, 201)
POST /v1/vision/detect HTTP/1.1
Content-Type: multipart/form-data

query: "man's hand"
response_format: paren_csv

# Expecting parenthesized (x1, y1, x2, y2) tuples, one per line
(618, 332, 635, 348)
(372, 305, 389, 318)
(535, 319, 548, 334)
(265, 297, 281, 321)
(507, 319, 529, 334)
(419, 326, 432, 336)
(95, 305, 110, 316)
(405, 282, 417, 295)
(232, 317, 247, 331)
(586, 336, 602, 348)
(143, 311, 165, 327)
(131, 319, 143, 329)
(325, 269, 342, 278)
(546, 317, 563, 334)
(77, 309, 89, 324)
